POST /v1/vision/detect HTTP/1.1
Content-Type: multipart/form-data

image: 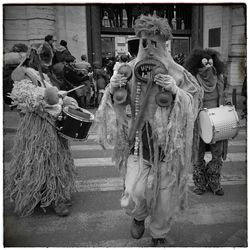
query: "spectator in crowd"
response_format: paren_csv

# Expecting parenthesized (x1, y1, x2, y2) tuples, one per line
(113, 54, 129, 74)
(72, 54, 93, 108)
(38, 34, 56, 68)
(74, 54, 92, 73)
(93, 61, 110, 106)
(53, 40, 75, 64)
(241, 74, 247, 119)
(240, 58, 247, 119)
(173, 52, 185, 66)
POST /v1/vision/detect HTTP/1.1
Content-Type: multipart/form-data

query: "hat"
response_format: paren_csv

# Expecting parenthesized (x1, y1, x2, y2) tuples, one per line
(45, 35, 53, 42)
(60, 40, 67, 47)
(81, 54, 87, 61)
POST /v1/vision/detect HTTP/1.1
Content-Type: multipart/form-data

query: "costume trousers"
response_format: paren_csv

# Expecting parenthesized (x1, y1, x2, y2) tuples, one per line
(123, 155, 175, 239)
(193, 138, 223, 192)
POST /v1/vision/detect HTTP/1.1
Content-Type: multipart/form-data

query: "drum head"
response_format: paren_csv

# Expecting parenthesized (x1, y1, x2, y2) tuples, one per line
(199, 110, 213, 144)
(63, 106, 94, 121)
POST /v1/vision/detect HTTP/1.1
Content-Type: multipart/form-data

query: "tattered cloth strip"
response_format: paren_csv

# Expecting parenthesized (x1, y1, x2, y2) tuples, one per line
(6, 77, 76, 217)
(95, 79, 199, 216)
(5, 112, 76, 217)
(196, 67, 217, 93)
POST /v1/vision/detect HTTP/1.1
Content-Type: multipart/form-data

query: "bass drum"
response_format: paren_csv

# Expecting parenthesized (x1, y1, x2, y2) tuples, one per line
(56, 106, 94, 140)
(199, 105, 239, 144)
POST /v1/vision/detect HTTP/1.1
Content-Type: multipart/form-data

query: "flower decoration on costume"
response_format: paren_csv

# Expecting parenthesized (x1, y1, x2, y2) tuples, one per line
(8, 79, 62, 118)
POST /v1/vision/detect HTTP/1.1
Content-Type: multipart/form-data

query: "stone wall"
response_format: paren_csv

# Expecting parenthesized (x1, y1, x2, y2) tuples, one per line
(55, 5, 88, 62)
(3, 5, 56, 51)
(203, 4, 246, 108)
(3, 5, 88, 62)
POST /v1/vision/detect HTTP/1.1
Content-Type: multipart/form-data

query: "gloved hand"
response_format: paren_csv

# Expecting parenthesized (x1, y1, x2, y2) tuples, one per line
(63, 96, 79, 109)
(58, 90, 67, 98)
(154, 74, 178, 95)
(109, 73, 128, 94)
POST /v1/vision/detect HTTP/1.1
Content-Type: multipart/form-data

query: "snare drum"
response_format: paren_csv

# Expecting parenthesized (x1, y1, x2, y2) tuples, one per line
(199, 105, 239, 144)
(56, 107, 94, 140)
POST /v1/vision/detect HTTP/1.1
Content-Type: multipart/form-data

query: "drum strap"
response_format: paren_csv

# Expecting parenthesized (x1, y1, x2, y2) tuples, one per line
(36, 111, 57, 130)
(30, 50, 46, 88)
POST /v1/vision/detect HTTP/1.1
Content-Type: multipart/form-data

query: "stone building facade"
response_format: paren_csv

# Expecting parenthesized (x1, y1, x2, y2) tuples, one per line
(3, 5, 88, 61)
(203, 4, 246, 98)
(3, 4, 246, 104)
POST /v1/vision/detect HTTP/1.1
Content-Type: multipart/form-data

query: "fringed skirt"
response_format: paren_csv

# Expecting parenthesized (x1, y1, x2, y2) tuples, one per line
(5, 112, 76, 216)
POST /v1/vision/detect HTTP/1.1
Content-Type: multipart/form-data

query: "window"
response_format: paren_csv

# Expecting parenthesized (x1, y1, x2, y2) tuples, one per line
(208, 28, 221, 47)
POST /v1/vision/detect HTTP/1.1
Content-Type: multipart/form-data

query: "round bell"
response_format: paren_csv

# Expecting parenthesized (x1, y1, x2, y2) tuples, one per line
(155, 90, 173, 107)
(113, 87, 128, 105)
(118, 64, 132, 80)
(44, 86, 59, 105)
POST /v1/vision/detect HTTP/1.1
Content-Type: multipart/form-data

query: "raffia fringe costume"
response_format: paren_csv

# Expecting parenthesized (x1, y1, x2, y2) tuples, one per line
(6, 67, 76, 217)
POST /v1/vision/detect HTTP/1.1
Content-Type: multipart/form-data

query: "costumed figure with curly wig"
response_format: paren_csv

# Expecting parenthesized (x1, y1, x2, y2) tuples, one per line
(5, 47, 81, 217)
(95, 15, 203, 246)
(184, 48, 239, 196)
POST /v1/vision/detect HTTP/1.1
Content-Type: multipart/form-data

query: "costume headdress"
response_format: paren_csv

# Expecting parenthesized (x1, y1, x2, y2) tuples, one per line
(134, 15, 172, 41)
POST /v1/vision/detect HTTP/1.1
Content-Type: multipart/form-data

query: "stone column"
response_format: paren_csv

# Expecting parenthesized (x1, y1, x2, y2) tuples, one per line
(26, 6, 56, 45)
(191, 5, 203, 50)
(90, 5, 102, 65)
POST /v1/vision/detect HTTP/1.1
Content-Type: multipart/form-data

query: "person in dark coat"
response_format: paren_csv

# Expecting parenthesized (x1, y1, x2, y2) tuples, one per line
(93, 61, 110, 106)
(53, 40, 75, 64)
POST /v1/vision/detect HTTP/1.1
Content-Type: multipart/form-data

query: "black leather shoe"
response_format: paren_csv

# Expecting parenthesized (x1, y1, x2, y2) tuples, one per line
(152, 238, 168, 247)
(130, 218, 145, 239)
(193, 187, 206, 195)
(215, 188, 224, 196)
(208, 185, 224, 196)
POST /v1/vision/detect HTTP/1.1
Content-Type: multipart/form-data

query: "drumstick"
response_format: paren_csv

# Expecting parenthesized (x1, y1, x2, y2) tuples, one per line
(66, 84, 86, 94)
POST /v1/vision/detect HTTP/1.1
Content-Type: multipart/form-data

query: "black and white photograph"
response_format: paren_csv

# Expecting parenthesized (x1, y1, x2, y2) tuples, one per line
(2, 1, 247, 247)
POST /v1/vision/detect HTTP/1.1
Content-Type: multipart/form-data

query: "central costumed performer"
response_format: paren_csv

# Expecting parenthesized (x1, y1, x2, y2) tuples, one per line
(95, 15, 203, 246)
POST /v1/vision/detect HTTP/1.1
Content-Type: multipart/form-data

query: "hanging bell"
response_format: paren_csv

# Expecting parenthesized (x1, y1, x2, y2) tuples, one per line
(113, 64, 132, 105)
(155, 89, 173, 107)
(117, 64, 132, 80)
(152, 66, 173, 108)
(113, 86, 128, 105)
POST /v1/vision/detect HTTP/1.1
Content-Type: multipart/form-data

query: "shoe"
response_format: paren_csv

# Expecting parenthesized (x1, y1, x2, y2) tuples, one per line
(208, 185, 224, 196)
(53, 202, 70, 217)
(215, 188, 224, 196)
(130, 218, 145, 239)
(152, 238, 168, 247)
(193, 187, 206, 195)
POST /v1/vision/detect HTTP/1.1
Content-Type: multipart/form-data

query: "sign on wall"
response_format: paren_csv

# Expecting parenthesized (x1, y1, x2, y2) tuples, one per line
(208, 28, 221, 47)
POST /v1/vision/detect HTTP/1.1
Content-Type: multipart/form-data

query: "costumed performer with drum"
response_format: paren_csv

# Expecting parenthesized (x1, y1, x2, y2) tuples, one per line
(6, 56, 79, 217)
(184, 48, 231, 196)
(95, 15, 203, 246)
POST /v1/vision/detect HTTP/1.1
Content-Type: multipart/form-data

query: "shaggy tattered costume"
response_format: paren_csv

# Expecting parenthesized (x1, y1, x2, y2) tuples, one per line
(186, 49, 227, 195)
(6, 67, 76, 217)
(95, 15, 203, 241)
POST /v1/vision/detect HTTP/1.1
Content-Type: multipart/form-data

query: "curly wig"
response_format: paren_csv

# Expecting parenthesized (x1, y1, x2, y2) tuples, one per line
(134, 15, 172, 41)
(184, 48, 225, 76)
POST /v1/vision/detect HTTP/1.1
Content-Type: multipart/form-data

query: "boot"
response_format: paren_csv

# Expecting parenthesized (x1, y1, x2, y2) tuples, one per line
(130, 218, 145, 239)
(193, 187, 206, 195)
(53, 202, 70, 217)
(215, 187, 224, 196)
(152, 238, 168, 247)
